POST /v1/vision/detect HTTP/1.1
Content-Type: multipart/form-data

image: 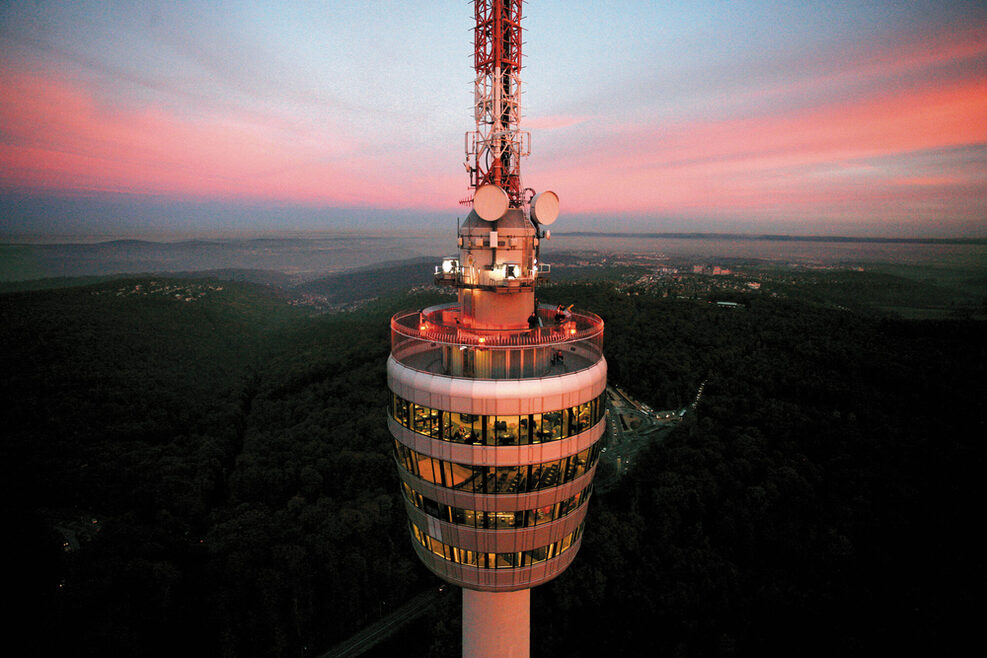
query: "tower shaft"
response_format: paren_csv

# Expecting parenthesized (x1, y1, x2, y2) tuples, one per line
(463, 589, 530, 657)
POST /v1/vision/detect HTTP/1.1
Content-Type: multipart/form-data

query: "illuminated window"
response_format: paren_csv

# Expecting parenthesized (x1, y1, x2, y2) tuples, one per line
(389, 394, 606, 445)
(409, 521, 584, 570)
(394, 444, 601, 494)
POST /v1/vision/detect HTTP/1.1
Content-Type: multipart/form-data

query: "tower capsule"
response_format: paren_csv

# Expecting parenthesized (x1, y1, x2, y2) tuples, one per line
(387, 2, 605, 655)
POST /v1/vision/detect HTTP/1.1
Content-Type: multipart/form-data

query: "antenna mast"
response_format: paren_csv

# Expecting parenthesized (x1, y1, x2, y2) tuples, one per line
(466, 0, 530, 207)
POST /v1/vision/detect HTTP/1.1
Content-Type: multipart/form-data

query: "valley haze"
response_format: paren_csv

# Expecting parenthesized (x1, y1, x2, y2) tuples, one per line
(3, 231, 985, 285)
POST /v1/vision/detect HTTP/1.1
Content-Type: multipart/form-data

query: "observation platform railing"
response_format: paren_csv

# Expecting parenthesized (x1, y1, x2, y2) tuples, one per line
(391, 303, 604, 379)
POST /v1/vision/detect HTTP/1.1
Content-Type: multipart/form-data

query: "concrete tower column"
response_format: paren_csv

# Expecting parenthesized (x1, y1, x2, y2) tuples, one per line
(462, 589, 530, 658)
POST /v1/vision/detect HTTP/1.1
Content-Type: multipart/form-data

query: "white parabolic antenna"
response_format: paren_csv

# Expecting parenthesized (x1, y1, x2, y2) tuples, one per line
(473, 184, 509, 222)
(530, 190, 559, 225)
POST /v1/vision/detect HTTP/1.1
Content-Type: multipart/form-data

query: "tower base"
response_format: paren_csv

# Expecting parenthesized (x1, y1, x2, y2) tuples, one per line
(462, 588, 530, 658)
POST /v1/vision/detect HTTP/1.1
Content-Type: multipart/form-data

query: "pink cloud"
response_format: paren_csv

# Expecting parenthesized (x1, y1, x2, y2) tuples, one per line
(531, 67, 986, 224)
(524, 115, 593, 131)
(738, 23, 987, 110)
(519, 22, 987, 230)
(0, 70, 462, 210)
(3, 16, 985, 234)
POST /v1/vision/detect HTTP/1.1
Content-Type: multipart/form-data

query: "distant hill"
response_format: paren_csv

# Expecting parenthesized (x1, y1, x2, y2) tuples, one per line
(558, 231, 987, 245)
(0, 268, 300, 294)
(4, 274, 983, 656)
(0, 254, 436, 302)
(295, 257, 434, 303)
(0, 274, 122, 294)
(169, 268, 300, 288)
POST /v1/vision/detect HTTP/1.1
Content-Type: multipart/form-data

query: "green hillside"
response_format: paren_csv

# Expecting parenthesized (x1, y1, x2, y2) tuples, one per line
(3, 276, 983, 657)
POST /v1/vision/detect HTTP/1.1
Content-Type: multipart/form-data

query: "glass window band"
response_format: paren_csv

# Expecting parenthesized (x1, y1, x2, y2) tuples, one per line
(393, 441, 602, 494)
(402, 481, 591, 529)
(389, 392, 605, 446)
(410, 521, 583, 570)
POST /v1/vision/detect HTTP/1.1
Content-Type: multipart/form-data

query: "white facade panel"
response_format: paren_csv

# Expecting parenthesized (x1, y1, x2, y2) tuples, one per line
(387, 355, 606, 415)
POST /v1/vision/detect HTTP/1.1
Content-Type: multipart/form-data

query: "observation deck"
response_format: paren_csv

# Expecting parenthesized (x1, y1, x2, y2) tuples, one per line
(391, 303, 603, 379)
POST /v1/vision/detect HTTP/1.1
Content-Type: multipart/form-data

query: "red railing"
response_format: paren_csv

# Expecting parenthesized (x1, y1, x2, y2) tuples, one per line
(391, 303, 603, 349)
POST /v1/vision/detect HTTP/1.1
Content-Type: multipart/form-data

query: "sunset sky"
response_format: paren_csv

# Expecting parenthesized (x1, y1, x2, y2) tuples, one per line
(1, 1, 985, 239)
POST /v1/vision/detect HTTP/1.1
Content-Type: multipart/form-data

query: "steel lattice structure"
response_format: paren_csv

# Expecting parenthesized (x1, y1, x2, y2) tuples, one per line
(466, 0, 530, 207)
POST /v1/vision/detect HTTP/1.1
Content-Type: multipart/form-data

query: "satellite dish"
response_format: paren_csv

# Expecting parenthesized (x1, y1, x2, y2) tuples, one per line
(473, 184, 509, 222)
(530, 191, 559, 225)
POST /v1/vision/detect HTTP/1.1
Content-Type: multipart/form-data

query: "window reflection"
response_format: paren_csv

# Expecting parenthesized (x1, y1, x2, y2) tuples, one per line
(446, 411, 481, 444)
(394, 442, 601, 495)
(410, 521, 583, 570)
(402, 483, 591, 530)
(389, 393, 605, 446)
(493, 415, 520, 445)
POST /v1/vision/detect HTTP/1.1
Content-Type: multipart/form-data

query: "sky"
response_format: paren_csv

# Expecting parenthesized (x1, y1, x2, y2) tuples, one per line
(1, 0, 985, 239)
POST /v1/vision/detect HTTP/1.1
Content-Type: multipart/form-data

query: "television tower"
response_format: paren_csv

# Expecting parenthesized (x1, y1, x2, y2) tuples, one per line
(387, 2, 606, 656)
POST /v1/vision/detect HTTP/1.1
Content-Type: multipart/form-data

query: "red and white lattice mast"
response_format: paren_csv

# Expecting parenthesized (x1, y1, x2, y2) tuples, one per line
(465, 0, 529, 206)
(387, 3, 605, 656)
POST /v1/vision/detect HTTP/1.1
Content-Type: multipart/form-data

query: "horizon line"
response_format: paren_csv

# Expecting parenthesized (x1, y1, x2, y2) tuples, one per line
(556, 231, 987, 246)
(2, 230, 985, 247)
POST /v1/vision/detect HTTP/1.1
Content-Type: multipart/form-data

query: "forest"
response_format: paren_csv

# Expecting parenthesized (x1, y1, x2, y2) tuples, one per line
(2, 271, 983, 656)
